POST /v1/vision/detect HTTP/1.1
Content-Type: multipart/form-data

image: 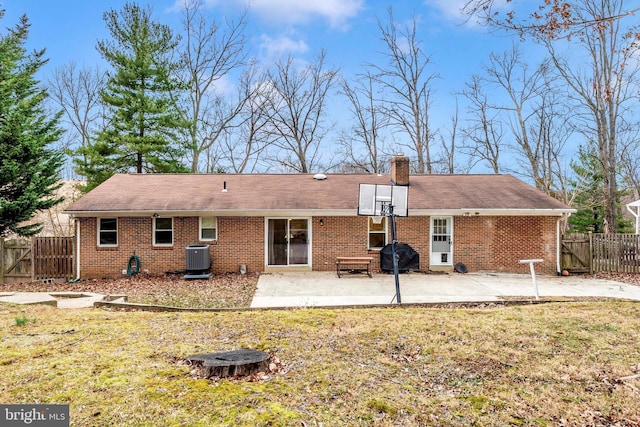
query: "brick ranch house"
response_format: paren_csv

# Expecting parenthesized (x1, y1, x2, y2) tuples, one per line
(64, 156, 575, 279)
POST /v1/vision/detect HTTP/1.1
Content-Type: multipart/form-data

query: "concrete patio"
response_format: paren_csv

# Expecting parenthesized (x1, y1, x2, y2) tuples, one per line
(250, 271, 640, 308)
(2, 271, 639, 309)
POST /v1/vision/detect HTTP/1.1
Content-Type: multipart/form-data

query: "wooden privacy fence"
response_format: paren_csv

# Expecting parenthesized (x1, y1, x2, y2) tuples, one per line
(0, 238, 32, 283)
(32, 237, 75, 281)
(592, 234, 640, 273)
(1, 237, 74, 284)
(561, 233, 591, 273)
(562, 233, 640, 274)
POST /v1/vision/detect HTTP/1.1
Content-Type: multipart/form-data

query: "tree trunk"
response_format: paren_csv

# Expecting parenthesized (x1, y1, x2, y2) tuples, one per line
(186, 349, 270, 379)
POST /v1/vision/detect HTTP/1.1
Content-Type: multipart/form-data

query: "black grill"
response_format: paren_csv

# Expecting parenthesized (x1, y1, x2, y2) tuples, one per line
(380, 243, 420, 272)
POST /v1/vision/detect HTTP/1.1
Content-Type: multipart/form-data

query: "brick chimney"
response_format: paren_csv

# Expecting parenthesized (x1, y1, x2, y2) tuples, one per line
(391, 154, 410, 186)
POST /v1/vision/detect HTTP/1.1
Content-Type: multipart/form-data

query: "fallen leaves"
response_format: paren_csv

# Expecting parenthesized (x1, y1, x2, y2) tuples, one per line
(593, 271, 640, 287)
(0, 272, 259, 309)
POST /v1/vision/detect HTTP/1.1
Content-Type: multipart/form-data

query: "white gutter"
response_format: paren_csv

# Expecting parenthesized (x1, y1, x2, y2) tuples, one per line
(412, 208, 575, 217)
(65, 207, 576, 218)
(64, 209, 357, 218)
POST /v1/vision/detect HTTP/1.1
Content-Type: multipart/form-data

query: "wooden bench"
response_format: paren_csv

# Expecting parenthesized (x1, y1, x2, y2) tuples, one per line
(336, 257, 373, 278)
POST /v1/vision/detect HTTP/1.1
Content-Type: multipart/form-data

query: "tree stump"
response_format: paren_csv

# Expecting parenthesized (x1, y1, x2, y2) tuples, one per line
(185, 349, 270, 379)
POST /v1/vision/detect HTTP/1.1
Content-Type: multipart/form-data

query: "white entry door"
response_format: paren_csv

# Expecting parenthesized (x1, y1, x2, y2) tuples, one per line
(430, 217, 452, 266)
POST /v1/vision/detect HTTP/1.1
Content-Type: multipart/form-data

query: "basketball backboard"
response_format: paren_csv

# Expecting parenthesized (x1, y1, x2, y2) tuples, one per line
(358, 183, 408, 217)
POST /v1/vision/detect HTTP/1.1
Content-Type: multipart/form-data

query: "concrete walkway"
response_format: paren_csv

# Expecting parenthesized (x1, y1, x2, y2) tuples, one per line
(0, 292, 107, 308)
(250, 271, 640, 308)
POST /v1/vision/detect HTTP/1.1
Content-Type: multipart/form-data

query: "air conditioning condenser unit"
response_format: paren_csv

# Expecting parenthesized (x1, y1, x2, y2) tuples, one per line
(184, 244, 212, 279)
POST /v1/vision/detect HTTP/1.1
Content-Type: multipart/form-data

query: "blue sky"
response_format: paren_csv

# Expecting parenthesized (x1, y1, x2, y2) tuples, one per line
(2, 0, 548, 173)
(3, 0, 515, 88)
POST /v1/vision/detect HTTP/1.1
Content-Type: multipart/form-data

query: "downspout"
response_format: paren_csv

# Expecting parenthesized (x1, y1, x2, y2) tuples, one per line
(556, 212, 571, 275)
(556, 217, 561, 275)
(626, 203, 640, 234)
(74, 217, 81, 281)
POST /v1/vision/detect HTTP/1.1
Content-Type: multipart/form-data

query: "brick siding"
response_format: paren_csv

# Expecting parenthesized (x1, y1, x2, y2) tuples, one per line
(453, 216, 557, 274)
(77, 214, 559, 278)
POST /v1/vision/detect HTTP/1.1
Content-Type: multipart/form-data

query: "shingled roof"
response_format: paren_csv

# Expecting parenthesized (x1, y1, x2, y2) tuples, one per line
(64, 173, 573, 217)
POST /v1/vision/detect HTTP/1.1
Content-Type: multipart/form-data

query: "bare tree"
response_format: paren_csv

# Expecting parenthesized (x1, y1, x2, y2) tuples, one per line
(219, 64, 272, 173)
(175, 0, 250, 172)
(437, 98, 464, 174)
(371, 8, 439, 173)
(263, 51, 339, 173)
(47, 62, 105, 167)
(543, 0, 640, 232)
(464, 0, 640, 232)
(463, 0, 640, 38)
(482, 45, 557, 189)
(486, 47, 540, 176)
(461, 75, 503, 173)
(337, 71, 388, 173)
(526, 77, 573, 201)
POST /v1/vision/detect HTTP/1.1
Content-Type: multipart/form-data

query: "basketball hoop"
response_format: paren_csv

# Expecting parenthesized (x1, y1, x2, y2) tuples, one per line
(357, 183, 408, 217)
(357, 182, 410, 304)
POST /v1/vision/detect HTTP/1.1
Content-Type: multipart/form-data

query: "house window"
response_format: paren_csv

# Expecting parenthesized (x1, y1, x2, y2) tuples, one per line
(368, 216, 387, 250)
(154, 217, 173, 246)
(200, 217, 217, 241)
(98, 218, 118, 246)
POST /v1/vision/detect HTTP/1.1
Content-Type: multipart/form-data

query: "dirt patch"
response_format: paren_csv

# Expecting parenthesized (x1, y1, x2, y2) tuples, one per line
(0, 273, 258, 309)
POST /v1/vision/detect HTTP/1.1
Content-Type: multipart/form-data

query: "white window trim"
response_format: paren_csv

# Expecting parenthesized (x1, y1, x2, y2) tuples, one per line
(153, 217, 174, 246)
(97, 217, 118, 247)
(367, 216, 387, 250)
(199, 217, 218, 241)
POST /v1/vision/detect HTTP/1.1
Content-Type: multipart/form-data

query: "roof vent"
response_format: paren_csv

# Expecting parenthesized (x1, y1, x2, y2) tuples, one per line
(313, 173, 327, 180)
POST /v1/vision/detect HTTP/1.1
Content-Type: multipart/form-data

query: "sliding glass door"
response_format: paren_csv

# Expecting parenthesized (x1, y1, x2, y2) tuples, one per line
(267, 218, 309, 266)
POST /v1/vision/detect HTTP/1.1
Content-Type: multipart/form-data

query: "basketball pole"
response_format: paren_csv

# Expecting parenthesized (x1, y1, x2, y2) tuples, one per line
(357, 181, 407, 304)
(384, 202, 402, 304)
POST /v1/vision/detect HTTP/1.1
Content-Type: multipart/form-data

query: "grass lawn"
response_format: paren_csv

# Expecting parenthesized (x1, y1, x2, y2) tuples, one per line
(2, 301, 640, 426)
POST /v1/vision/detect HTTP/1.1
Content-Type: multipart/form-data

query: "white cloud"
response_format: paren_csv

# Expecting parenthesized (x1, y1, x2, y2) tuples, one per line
(260, 34, 309, 57)
(246, 0, 363, 27)
(425, 0, 467, 21)
(426, 0, 512, 25)
(166, 0, 194, 13)
(209, 74, 236, 97)
(168, 0, 364, 28)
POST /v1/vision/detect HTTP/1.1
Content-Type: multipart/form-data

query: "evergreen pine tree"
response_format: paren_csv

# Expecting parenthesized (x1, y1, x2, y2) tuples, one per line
(0, 12, 64, 237)
(568, 145, 632, 233)
(76, 3, 188, 191)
